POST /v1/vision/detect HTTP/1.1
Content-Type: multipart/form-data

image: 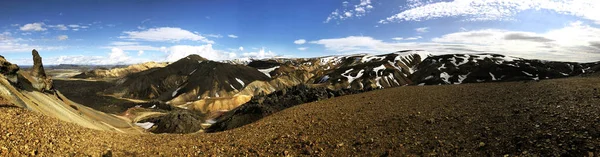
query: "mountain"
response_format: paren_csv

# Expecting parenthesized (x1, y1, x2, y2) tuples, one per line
(204, 52, 600, 133)
(106, 55, 271, 102)
(410, 54, 600, 85)
(73, 61, 168, 79)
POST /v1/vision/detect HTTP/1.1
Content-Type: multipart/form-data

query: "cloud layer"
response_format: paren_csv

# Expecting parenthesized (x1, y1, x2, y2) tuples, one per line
(326, 0, 374, 23)
(312, 21, 600, 62)
(381, 0, 600, 24)
(121, 27, 214, 43)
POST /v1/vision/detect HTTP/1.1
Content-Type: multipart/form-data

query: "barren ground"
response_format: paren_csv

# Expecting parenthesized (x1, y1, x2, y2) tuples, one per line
(1, 75, 600, 156)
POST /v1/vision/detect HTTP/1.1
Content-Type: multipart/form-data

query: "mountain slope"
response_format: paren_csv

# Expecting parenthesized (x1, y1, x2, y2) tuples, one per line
(411, 54, 600, 85)
(0, 50, 141, 133)
(73, 61, 167, 79)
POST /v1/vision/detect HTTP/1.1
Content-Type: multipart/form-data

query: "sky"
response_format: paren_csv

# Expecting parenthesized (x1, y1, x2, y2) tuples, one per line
(1, 0, 600, 65)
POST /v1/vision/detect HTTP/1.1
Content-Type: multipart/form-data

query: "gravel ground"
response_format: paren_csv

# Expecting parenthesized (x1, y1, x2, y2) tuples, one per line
(1, 75, 600, 156)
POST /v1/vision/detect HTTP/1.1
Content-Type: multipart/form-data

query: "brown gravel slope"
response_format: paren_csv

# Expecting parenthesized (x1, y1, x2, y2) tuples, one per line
(2, 76, 600, 156)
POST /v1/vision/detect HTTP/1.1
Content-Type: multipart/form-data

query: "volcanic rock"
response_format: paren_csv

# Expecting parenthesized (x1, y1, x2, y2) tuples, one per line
(28, 50, 53, 92)
(205, 84, 367, 132)
(0, 55, 20, 83)
(30, 50, 46, 78)
(140, 109, 205, 134)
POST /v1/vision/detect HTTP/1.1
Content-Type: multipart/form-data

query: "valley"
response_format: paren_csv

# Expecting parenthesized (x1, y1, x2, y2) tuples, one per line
(1, 50, 600, 156)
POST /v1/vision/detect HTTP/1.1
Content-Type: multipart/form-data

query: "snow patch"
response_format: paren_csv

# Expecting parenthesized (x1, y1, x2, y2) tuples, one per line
(456, 73, 470, 84)
(372, 64, 386, 75)
(206, 119, 217, 124)
(135, 122, 154, 130)
(341, 69, 365, 83)
(522, 71, 533, 76)
(318, 75, 330, 83)
(172, 87, 183, 97)
(438, 63, 446, 70)
(489, 72, 497, 81)
(258, 66, 279, 78)
(361, 55, 385, 63)
(440, 72, 451, 84)
(235, 78, 245, 87)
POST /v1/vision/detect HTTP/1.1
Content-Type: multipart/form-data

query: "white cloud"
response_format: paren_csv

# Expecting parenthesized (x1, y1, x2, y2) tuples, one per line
(109, 48, 129, 61)
(122, 27, 214, 44)
(381, 0, 600, 24)
(138, 50, 144, 56)
(165, 44, 236, 62)
(415, 27, 429, 33)
(312, 21, 600, 62)
(392, 36, 422, 41)
(298, 47, 308, 51)
(16, 48, 148, 65)
(0, 32, 63, 53)
(57, 35, 68, 41)
(107, 41, 160, 51)
(326, 0, 374, 23)
(294, 39, 307, 45)
(242, 48, 277, 59)
(206, 34, 223, 38)
(110, 41, 140, 46)
(49, 24, 68, 30)
(228, 34, 238, 38)
(20, 22, 46, 31)
(239, 46, 244, 51)
(68, 24, 80, 28)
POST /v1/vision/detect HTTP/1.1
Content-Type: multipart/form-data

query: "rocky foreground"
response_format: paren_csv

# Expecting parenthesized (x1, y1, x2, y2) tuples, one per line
(1, 75, 600, 156)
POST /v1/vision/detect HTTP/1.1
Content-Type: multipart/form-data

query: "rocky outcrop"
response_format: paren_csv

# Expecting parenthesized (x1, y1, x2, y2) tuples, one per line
(0, 55, 20, 83)
(30, 50, 46, 78)
(27, 50, 53, 92)
(138, 109, 205, 134)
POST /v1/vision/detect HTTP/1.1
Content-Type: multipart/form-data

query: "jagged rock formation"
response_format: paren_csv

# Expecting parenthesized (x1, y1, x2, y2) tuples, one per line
(73, 61, 168, 79)
(0, 52, 140, 133)
(30, 50, 46, 78)
(24, 50, 53, 92)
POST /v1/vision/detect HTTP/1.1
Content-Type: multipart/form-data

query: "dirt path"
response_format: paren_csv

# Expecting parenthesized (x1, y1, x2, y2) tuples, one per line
(1, 76, 600, 156)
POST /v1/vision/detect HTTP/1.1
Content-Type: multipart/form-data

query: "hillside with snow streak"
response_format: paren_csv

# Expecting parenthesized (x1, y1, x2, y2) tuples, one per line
(410, 54, 600, 85)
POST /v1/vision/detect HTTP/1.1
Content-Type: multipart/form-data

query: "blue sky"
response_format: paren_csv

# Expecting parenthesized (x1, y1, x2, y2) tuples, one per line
(1, 0, 600, 65)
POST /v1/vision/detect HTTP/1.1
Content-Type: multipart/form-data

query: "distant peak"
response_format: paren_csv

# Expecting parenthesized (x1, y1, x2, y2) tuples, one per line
(184, 54, 208, 61)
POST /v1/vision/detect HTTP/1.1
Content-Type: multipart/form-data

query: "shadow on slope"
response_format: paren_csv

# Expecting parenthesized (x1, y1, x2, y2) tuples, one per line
(53, 79, 138, 114)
